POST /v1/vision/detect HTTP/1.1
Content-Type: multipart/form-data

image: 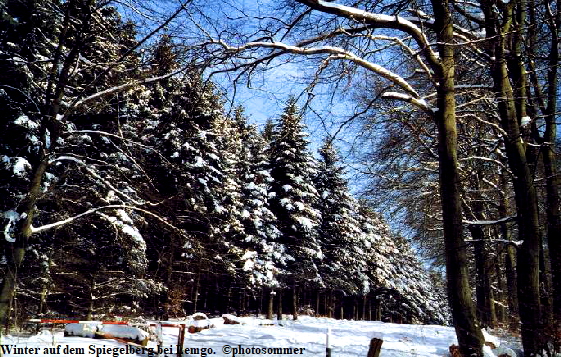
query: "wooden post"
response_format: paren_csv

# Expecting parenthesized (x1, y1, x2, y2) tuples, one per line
(367, 338, 383, 357)
(156, 323, 163, 356)
(177, 324, 186, 357)
(326, 327, 332, 357)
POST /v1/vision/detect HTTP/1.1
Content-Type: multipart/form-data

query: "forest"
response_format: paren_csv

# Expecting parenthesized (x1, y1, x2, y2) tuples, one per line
(0, 0, 560, 357)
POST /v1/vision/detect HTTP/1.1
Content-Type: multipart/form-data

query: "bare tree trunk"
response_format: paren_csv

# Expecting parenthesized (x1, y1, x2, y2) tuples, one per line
(431, 0, 484, 355)
(470, 225, 495, 328)
(481, 1, 544, 353)
(276, 289, 282, 320)
(291, 285, 298, 321)
(193, 272, 200, 314)
(542, 0, 561, 341)
(266, 289, 274, 320)
(0, 158, 48, 326)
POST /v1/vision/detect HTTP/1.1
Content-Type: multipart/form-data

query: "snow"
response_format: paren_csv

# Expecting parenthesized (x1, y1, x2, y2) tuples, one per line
(64, 323, 99, 338)
(3, 210, 20, 242)
(98, 325, 148, 341)
(12, 157, 31, 177)
(1, 316, 520, 357)
(295, 216, 314, 230)
(193, 156, 205, 167)
(14, 114, 39, 129)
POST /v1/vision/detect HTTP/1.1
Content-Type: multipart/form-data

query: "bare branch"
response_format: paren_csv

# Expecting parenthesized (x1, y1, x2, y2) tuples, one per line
(31, 205, 180, 234)
(294, 0, 440, 70)
(210, 39, 421, 97)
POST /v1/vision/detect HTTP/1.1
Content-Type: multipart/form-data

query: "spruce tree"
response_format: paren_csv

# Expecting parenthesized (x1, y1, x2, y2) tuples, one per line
(314, 139, 364, 294)
(267, 98, 322, 317)
(231, 109, 283, 289)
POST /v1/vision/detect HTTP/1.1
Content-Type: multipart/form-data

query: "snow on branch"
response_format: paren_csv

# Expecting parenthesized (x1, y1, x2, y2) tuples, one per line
(464, 238, 523, 248)
(49, 155, 149, 206)
(212, 39, 421, 98)
(381, 92, 432, 113)
(463, 216, 516, 225)
(459, 156, 509, 171)
(30, 205, 180, 234)
(64, 67, 190, 119)
(295, 0, 440, 69)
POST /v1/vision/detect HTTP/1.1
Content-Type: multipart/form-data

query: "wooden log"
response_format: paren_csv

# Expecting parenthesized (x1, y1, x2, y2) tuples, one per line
(367, 338, 383, 357)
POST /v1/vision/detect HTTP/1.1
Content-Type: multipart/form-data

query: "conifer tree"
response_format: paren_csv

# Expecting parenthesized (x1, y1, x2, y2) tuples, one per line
(314, 139, 364, 293)
(230, 110, 283, 289)
(267, 99, 322, 318)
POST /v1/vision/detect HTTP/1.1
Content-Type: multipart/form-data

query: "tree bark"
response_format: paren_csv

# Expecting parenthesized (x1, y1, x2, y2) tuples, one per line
(542, 0, 561, 338)
(431, 1, 484, 355)
(470, 225, 495, 328)
(0, 157, 48, 326)
(482, 1, 544, 353)
(266, 289, 274, 320)
(291, 285, 298, 320)
(276, 288, 283, 320)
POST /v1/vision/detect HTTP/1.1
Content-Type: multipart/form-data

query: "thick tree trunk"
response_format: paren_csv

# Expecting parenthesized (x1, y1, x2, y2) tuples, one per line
(266, 289, 274, 320)
(431, 0, 484, 356)
(542, 0, 561, 340)
(493, 40, 544, 357)
(291, 286, 298, 321)
(482, 1, 544, 353)
(497, 70, 543, 357)
(470, 225, 495, 328)
(0, 157, 48, 326)
(276, 289, 283, 320)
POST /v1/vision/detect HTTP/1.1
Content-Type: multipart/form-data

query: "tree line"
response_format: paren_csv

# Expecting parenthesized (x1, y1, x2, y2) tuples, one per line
(0, 0, 447, 329)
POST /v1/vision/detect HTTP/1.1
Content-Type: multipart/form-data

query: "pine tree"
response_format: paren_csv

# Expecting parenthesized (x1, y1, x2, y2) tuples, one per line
(356, 204, 448, 324)
(267, 99, 322, 318)
(314, 139, 364, 294)
(230, 109, 283, 289)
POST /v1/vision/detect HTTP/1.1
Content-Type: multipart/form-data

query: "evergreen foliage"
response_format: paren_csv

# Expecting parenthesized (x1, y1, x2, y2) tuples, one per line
(0, 0, 447, 325)
(266, 99, 323, 288)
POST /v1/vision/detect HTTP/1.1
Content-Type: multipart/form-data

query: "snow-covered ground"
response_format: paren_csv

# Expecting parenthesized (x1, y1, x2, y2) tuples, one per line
(0, 316, 518, 357)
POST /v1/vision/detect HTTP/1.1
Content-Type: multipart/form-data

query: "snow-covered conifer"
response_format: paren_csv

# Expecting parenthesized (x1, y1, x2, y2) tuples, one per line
(267, 99, 322, 289)
(314, 139, 365, 293)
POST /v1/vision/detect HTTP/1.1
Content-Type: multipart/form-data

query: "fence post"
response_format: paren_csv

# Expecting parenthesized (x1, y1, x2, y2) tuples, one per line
(156, 323, 163, 356)
(367, 338, 383, 357)
(326, 327, 332, 357)
(177, 324, 185, 357)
